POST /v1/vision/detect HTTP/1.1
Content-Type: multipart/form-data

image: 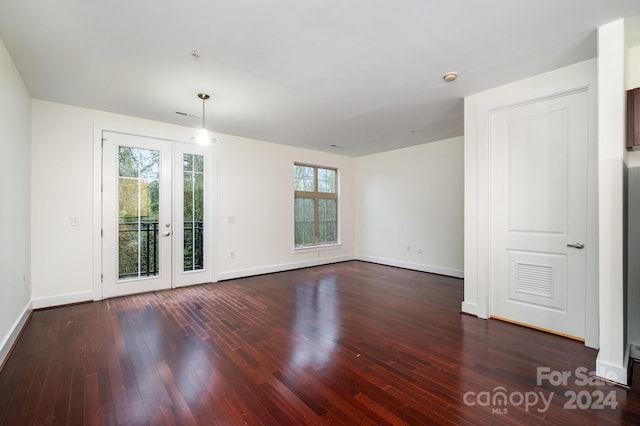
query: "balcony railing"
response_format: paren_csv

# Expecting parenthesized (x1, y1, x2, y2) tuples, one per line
(118, 221, 203, 279)
(183, 221, 204, 271)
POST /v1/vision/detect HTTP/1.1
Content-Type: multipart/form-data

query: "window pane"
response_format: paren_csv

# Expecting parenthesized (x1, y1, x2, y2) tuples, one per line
(118, 147, 160, 279)
(138, 149, 159, 179)
(183, 171, 193, 219)
(318, 199, 337, 243)
(183, 154, 193, 172)
(326, 198, 336, 221)
(294, 223, 304, 245)
(318, 198, 326, 221)
(303, 223, 315, 245)
(183, 154, 204, 271)
(318, 221, 327, 243)
(194, 154, 204, 172)
(318, 168, 336, 193)
(119, 147, 137, 177)
(294, 198, 304, 221)
(147, 180, 159, 222)
(194, 172, 204, 221)
(118, 222, 140, 278)
(326, 221, 336, 243)
(294, 165, 315, 191)
(294, 197, 315, 246)
(303, 198, 314, 221)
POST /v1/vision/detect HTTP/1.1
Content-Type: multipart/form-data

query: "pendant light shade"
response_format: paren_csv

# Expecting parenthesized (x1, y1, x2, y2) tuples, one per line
(193, 93, 216, 145)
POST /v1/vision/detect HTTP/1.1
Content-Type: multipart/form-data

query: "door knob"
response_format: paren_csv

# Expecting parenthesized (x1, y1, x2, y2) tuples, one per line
(162, 232, 171, 237)
(567, 242, 585, 249)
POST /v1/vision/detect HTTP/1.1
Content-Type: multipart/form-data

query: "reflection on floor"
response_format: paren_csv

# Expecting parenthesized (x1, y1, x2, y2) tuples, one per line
(1, 261, 639, 424)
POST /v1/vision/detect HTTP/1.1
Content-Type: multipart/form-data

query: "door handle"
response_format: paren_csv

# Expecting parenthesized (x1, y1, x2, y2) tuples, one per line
(567, 242, 585, 249)
(162, 232, 171, 237)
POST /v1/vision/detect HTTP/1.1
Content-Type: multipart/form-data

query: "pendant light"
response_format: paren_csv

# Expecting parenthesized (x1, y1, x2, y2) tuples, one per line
(194, 93, 217, 145)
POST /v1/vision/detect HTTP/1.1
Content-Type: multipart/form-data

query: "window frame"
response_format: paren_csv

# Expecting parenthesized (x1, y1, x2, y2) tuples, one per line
(294, 163, 338, 248)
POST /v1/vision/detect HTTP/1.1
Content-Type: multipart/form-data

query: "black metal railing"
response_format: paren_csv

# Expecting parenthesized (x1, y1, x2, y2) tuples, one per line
(183, 221, 204, 271)
(118, 221, 159, 279)
(118, 221, 204, 279)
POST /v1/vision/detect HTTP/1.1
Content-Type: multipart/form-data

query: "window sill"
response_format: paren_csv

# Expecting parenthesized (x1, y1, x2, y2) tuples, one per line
(293, 243, 342, 254)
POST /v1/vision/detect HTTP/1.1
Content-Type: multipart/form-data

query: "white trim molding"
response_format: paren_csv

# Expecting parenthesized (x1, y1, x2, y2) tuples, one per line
(0, 300, 32, 368)
(217, 255, 354, 281)
(596, 344, 631, 386)
(32, 290, 94, 309)
(460, 301, 478, 317)
(595, 18, 627, 385)
(356, 255, 464, 279)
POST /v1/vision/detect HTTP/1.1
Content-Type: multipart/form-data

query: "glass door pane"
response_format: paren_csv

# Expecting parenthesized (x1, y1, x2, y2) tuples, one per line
(118, 147, 160, 279)
(183, 153, 204, 272)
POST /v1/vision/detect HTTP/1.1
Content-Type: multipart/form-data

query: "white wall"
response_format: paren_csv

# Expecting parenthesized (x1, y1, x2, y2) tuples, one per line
(216, 133, 356, 279)
(625, 42, 640, 91)
(354, 137, 464, 277)
(0, 37, 31, 364)
(30, 100, 356, 306)
(596, 18, 628, 384)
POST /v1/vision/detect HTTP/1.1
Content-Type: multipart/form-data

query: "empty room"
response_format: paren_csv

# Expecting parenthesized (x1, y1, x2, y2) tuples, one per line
(2, 0, 640, 424)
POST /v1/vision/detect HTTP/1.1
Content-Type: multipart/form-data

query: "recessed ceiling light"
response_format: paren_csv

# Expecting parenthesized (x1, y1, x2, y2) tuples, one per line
(443, 72, 458, 82)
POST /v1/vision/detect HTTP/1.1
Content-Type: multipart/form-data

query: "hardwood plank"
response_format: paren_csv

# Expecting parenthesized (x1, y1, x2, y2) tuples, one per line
(1, 261, 639, 424)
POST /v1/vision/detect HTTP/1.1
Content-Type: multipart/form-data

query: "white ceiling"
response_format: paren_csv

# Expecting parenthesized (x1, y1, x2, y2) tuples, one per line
(1, 1, 640, 156)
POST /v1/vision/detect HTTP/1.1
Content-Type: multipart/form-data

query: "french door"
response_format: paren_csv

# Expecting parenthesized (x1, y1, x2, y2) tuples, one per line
(102, 131, 212, 299)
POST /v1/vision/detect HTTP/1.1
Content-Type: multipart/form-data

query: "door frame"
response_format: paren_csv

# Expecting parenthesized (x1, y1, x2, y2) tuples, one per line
(462, 59, 599, 348)
(92, 122, 218, 301)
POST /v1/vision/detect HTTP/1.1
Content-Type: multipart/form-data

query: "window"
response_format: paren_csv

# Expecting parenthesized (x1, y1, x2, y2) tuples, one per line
(183, 153, 204, 272)
(294, 164, 337, 247)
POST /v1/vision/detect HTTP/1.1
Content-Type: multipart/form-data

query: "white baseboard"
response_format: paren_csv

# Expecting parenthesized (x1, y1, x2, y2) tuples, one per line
(0, 300, 32, 369)
(217, 255, 355, 281)
(630, 343, 640, 360)
(596, 351, 629, 386)
(355, 255, 464, 279)
(461, 301, 478, 316)
(32, 290, 94, 309)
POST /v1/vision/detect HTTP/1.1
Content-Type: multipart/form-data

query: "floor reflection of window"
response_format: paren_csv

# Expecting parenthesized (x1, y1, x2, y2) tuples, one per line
(289, 277, 340, 369)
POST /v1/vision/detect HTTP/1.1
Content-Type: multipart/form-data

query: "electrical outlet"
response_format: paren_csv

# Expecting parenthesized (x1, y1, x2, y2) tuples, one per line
(230, 251, 235, 259)
(70, 216, 80, 226)
(407, 245, 411, 251)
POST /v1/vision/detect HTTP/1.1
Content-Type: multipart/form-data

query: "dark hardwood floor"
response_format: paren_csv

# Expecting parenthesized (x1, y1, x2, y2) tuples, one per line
(1, 261, 640, 425)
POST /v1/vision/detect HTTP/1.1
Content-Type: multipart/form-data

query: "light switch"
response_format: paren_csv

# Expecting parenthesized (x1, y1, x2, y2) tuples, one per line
(71, 217, 80, 226)
(228, 216, 235, 224)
